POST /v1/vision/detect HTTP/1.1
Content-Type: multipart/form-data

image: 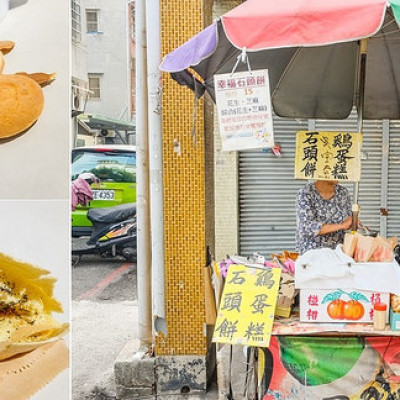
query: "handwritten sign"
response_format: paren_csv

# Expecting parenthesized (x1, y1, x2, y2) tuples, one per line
(213, 265, 281, 347)
(295, 131, 362, 182)
(214, 70, 274, 152)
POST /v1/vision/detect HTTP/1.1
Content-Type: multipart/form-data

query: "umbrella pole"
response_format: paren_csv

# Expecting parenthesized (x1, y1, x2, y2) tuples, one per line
(352, 39, 368, 231)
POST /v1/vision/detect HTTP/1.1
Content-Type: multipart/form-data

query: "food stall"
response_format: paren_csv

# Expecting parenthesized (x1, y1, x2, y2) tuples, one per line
(159, 0, 400, 398)
(209, 237, 400, 398)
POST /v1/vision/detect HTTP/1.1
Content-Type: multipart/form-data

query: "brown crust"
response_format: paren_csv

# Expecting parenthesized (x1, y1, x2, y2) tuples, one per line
(0, 74, 44, 138)
(0, 41, 15, 55)
(16, 72, 56, 87)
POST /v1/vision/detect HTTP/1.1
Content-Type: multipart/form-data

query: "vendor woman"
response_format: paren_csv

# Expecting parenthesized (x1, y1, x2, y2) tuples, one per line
(295, 180, 352, 254)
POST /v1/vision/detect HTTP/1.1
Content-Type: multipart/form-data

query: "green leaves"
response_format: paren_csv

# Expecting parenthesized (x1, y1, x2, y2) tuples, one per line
(321, 290, 344, 304)
(321, 289, 369, 304)
(347, 291, 369, 303)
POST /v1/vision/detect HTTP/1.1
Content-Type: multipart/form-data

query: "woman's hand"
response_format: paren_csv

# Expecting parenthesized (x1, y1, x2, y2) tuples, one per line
(319, 216, 356, 236)
(340, 216, 353, 231)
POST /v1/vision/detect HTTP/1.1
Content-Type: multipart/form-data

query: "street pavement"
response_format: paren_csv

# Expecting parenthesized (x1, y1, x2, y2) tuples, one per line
(72, 255, 138, 400)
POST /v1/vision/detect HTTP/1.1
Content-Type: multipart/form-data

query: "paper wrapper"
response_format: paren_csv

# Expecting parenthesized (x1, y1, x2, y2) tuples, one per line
(354, 234, 375, 262)
(369, 236, 396, 262)
(0, 323, 68, 361)
(352, 234, 397, 262)
(0, 339, 69, 400)
(342, 232, 358, 258)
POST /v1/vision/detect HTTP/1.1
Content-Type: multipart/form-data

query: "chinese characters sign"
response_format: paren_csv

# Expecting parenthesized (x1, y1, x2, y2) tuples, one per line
(214, 70, 274, 152)
(213, 265, 281, 347)
(295, 131, 362, 181)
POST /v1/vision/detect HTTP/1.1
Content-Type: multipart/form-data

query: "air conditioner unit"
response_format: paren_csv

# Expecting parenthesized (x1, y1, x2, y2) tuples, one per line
(98, 129, 116, 138)
(71, 86, 86, 115)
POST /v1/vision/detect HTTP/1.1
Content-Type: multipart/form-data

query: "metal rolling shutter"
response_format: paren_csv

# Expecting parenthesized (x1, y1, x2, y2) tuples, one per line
(239, 111, 385, 256)
(239, 116, 307, 255)
(388, 120, 400, 238)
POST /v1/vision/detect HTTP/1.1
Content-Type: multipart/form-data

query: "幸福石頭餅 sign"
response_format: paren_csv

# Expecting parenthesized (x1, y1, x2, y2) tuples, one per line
(214, 70, 274, 152)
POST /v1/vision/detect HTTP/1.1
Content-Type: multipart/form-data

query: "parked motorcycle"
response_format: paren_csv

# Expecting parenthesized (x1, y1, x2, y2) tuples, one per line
(71, 173, 136, 263)
(72, 202, 137, 263)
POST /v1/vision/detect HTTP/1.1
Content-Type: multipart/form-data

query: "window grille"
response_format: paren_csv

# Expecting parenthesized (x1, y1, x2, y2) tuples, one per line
(86, 9, 99, 33)
(71, 0, 81, 43)
(88, 74, 101, 99)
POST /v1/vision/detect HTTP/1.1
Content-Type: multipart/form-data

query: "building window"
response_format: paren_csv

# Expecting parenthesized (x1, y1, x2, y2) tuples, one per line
(71, 0, 82, 42)
(86, 9, 99, 33)
(88, 74, 101, 99)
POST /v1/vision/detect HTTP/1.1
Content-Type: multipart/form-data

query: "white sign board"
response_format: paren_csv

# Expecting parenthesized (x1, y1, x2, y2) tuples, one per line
(299, 289, 389, 324)
(214, 70, 274, 152)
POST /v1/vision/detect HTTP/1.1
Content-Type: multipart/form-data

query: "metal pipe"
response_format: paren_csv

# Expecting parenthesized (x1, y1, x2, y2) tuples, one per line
(352, 39, 368, 230)
(380, 120, 390, 236)
(146, 0, 166, 334)
(134, 0, 152, 346)
(124, 3, 132, 126)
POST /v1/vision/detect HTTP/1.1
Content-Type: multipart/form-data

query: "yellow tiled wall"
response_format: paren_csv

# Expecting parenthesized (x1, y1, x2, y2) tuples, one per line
(156, 0, 213, 356)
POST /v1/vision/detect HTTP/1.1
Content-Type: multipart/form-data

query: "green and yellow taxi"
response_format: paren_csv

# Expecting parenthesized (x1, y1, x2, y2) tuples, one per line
(72, 145, 136, 237)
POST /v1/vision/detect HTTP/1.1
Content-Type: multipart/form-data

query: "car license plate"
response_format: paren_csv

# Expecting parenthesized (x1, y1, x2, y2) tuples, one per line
(92, 189, 115, 200)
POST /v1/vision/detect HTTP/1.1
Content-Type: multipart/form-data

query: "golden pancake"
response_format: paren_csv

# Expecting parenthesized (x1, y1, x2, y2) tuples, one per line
(0, 74, 44, 138)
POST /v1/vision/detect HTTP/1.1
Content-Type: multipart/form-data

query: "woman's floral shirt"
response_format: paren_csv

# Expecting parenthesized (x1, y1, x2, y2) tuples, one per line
(295, 183, 351, 254)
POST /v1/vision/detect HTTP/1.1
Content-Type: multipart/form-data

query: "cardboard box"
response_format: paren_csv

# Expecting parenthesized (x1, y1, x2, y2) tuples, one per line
(277, 272, 296, 308)
(300, 289, 389, 323)
(275, 273, 296, 318)
(275, 304, 292, 318)
(390, 307, 400, 331)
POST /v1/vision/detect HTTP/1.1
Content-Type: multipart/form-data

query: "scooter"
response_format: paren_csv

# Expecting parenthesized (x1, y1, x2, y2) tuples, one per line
(72, 202, 137, 264)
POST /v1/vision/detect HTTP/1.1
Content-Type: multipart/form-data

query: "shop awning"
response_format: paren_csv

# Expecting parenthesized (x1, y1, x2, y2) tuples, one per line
(77, 114, 136, 132)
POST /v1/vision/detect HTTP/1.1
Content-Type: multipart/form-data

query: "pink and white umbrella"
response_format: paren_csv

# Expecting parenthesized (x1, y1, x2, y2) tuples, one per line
(161, 0, 400, 121)
(161, 0, 400, 215)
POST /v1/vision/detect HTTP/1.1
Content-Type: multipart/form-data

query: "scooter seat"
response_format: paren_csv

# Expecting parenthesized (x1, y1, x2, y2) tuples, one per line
(87, 203, 136, 224)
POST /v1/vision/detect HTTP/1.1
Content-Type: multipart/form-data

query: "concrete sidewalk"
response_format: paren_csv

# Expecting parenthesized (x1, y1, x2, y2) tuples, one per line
(72, 300, 138, 399)
(73, 298, 219, 400)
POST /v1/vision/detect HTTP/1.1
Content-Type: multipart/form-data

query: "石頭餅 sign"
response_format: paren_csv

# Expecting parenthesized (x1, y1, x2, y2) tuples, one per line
(295, 131, 362, 182)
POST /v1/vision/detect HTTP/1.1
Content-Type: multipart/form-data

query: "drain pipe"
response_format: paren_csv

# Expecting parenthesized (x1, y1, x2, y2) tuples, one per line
(134, 0, 152, 346)
(146, 0, 166, 334)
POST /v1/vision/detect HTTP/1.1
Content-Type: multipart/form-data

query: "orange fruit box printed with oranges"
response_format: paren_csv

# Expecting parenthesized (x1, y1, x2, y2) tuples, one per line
(298, 234, 399, 324)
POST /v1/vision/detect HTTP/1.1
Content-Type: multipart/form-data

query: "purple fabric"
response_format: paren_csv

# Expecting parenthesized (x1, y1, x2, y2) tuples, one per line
(160, 22, 218, 72)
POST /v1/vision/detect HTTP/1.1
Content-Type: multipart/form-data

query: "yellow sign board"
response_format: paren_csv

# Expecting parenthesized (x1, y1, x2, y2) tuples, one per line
(295, 131, 362, 182)
(213, 265, 281, 348)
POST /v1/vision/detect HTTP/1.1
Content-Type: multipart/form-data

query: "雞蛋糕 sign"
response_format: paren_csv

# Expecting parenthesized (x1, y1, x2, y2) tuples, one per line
(214, 70, 274, 152)
(295, 131, 362, 181)
(213, 264, 281, 347)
